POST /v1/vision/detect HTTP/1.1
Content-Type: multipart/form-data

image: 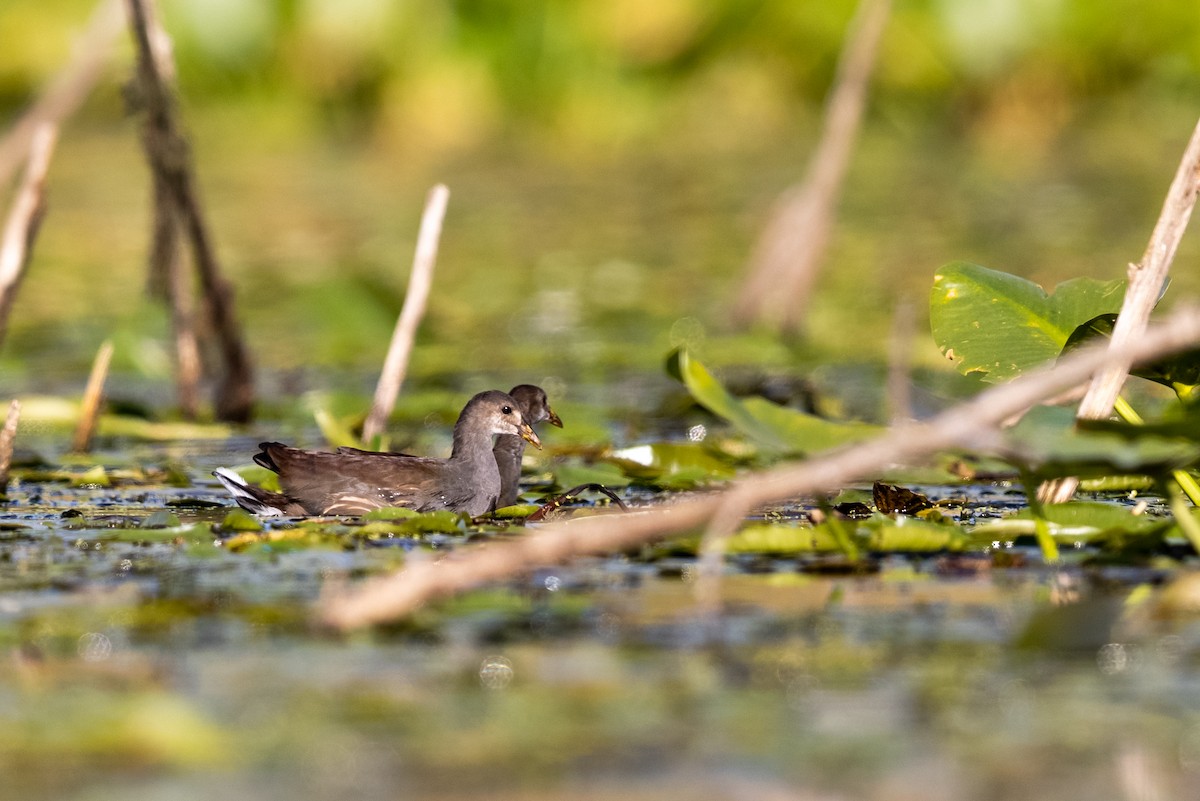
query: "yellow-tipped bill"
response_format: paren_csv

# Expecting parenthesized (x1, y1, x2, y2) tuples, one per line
(520, 423, 542, 449)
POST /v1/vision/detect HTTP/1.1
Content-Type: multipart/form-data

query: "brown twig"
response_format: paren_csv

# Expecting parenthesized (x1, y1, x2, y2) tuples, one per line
(318, 305, 1200, 630)
(73, 340, 114, 453)
(0, 400, 21, 493)
(361, 184, 450, 445)
(126, 0, 255, 422)
(0, 0, 122, 189)
(733, 0, 891, 332)
(0, 124, 58, 348)
(1041, 116, 1200, 504)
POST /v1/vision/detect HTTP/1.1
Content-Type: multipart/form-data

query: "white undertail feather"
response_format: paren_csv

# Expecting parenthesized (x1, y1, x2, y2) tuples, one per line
(213, 467, 284, 517)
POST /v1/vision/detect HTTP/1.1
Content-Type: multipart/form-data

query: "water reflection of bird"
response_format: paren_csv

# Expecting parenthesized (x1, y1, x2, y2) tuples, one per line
(214, 390, 540, 517)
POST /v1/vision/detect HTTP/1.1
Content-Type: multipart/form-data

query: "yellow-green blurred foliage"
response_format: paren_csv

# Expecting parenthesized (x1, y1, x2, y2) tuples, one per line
(1, 0, 1199, 392)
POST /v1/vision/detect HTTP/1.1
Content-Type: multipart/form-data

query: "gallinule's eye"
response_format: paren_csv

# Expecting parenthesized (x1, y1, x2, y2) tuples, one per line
(502, 405, 513, 414)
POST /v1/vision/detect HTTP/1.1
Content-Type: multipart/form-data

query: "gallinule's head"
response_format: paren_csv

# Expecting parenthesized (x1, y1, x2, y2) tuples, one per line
(463, 389, 542, 448)
(508, 384, 563, 429)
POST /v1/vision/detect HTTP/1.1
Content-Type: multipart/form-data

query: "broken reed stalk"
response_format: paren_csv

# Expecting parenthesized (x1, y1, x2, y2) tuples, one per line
(886, 300, 916, 424)
(73, 340, 114, 453)
(733, 0, 891, 332)
(361, 184, 450, 445)
(126, 0, 255, 423)
(0, 124, 58, 348)
(0, 0, 123, 189)
(1040, 116, 1200, 504)
(318, 306, 1200, 630)
(165, 234, 202, 419)
(0, 400, 20, 493)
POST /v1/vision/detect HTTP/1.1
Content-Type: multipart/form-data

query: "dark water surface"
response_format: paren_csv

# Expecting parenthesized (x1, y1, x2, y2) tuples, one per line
(1, 434, 1199, 801)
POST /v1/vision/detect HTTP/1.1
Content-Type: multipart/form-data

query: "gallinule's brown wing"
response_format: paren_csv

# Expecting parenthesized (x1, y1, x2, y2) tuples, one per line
(215, 390, 539, 517)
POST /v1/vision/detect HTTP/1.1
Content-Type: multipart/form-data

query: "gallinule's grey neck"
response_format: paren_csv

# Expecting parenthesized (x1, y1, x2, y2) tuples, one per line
(494, 384, 562, 508)
(214, 390, 540, 517)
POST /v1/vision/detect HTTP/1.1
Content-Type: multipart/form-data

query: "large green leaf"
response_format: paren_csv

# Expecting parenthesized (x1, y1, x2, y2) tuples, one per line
(930, 262, 1126, 381)
(666, 349, 879, 454)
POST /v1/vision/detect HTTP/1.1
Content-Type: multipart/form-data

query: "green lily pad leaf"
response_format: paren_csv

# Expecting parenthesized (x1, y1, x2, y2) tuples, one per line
(866, 516, 967, 552)
(97, 416, 232, 441)
(140, 510, 182, 529)
(220, 509, 264, 532)
(931, 262, 1126, 381)
(492, 504, 540, 519)
(552, 460, 631, 490)
(1064, 312, 1200, 398)
(358, 510, 466, 536)
(969, 502, 1167, 548)
(70, 465, 110, 488)
(113, 522, 215, 544)
(666, 349, 879, 454)
(726, 524, 843, 554)
(410, 510, 468, 533)
(607, 442, 736, 488)
(361, 506, 420, 521)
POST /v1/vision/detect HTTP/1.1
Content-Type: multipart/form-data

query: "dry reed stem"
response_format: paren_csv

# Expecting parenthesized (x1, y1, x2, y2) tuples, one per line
(72, 340, 114, 453)
(165, 239, 201, 419)
(734, 0, 891, 332)
(0, 0, 122, 189)
(126, 0, 255, 423)
(362, 184, 450, 445)
(0, 124, 58, 347)
(319, 306, 1200, 630)
(886, 300, 916, 424)
(0, 400, 21, 492)
(1041, 116, 1200, 504)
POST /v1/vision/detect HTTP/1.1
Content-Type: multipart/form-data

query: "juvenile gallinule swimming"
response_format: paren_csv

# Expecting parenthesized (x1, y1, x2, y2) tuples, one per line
(494, 384, 562, 507)
(214, 390, 540, 517)
(330, 384, 562, 508)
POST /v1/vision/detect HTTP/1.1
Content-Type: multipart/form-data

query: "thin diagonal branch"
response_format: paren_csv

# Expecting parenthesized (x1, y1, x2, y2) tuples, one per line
(0, 124, 58, 348)
(320, 305, 1200, 630)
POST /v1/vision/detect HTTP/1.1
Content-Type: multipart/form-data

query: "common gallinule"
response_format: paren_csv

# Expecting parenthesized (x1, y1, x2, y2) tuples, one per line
(214, 390, 540, 517)
(494, 384, 562, 507)
(330, 384, 562, 508)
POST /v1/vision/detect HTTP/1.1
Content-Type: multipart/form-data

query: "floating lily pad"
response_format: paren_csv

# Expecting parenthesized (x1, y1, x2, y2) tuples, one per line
(666, 349, 879, 454)
(726, 524, 842, 554)
(140, 510, 182, 529)
(969, 502, 1167, 549)
(220, 509, 265, 533)
(867, 516, 968, 552)
(69, 465, 111, 488)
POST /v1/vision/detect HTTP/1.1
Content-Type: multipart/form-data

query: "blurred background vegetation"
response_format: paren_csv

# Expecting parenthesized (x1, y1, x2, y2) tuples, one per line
(1, 0, 1199, 408)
